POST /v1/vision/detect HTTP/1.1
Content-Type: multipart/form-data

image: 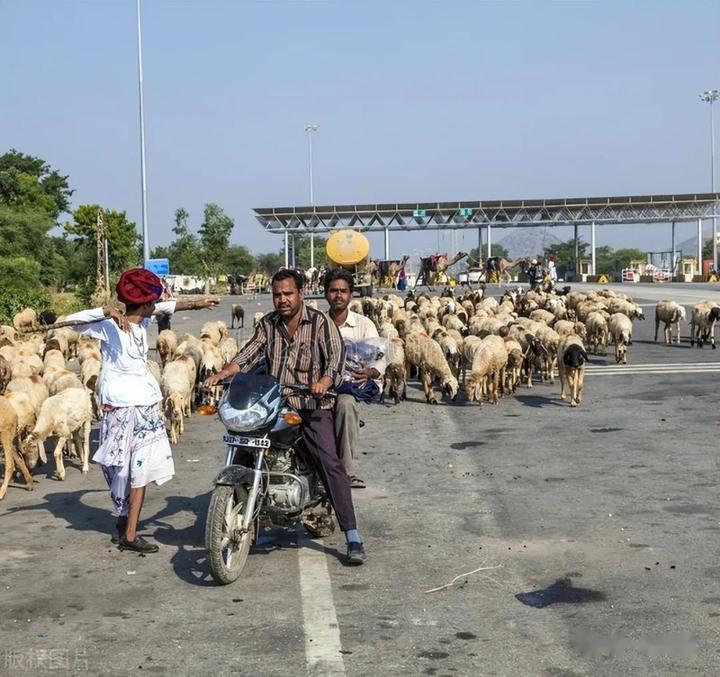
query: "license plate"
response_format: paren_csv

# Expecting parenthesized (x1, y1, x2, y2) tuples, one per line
(223, 434, 270, 448)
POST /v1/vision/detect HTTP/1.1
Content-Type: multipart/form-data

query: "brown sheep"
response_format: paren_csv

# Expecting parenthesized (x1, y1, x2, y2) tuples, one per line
(0, 355, 11, 394)
(231, 303, 245, 329)
(0, 397, 34, 499)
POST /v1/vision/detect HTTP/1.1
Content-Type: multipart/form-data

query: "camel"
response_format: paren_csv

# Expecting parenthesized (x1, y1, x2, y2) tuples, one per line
(375, 256, 410, 288)
(484, 256, 529, 286)
(414, 252, 468, 290)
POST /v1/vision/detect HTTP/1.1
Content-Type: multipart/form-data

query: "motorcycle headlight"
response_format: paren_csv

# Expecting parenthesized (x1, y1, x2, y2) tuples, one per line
(218, 400, 270, 432)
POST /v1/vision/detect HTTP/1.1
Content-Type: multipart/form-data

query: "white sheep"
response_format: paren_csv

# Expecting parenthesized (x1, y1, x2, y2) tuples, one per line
(161, 359, 194, 443)
(12, 308, 38, 333)
(404, 333, 459, 404)
(199, 345, 225, 406)
(80, 356, 102, 419)
(608, 313, 633, 364)
(654, 300, 686, 345)
(465, 335, 508, 405)
(585, 311, 610, 355)
(381, 337, 407, 405)
(30, 388, 93, 480)
(156, 329, 178, 366)
(689, 301, 720, 349)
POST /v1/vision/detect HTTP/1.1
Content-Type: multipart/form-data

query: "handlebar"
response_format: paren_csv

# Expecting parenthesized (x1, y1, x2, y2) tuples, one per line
(280, 383, 337, 399)
(202, 377, 336, 398)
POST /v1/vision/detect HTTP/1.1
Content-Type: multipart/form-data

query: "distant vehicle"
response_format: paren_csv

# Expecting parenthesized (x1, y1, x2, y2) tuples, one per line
(326, 230, 374, 297)
(458, 267, 484, 287)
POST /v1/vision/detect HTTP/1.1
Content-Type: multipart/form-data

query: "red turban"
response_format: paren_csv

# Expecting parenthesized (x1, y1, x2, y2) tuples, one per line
(116, 268, 164, 305)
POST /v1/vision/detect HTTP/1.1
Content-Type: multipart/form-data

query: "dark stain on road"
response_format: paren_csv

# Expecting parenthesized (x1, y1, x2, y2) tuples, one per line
(702, 596, 720, 604)
(455, 632, 477, 640)
(544, 477, 566, 482)
(449, 441, 485, 449)
(588, 427, 623, 433)
(418, 651, 449, 660)
(339, 584, 368, 591)
(628, 543, 650, 548)
(515, 578, 606, 608)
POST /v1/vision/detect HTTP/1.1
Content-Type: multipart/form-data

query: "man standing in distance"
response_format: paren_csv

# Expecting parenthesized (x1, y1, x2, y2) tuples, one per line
(205, 269, 366, 565)
(324, 269, 385, 489)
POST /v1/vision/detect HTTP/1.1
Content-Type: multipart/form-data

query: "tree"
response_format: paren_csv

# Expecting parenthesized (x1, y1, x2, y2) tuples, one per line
(0, 149, 73, 218)
(703, 238, 714, 261)
(255, 252, 284, 275)
(467, 244, 509, 267)
(593, 245, 616, 276)
(293, 234, 328, 268)
(0, 256, 51, 323)
(612, 248, 647, 268)
(65, 205, 141, 276)
(223, 245, 255, 276)
(165, 207, 203, 275)
(199, 203, 234, 276)
(544, 239, 589, 275)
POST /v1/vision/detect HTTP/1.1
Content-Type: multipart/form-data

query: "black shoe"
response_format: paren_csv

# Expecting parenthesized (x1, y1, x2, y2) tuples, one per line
(346, 541, 366, 566)
(111, 516, 128, 545)
(119, 535, 159, 553)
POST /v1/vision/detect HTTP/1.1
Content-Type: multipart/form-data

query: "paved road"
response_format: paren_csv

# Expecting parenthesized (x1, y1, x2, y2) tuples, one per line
(1, 285, 719, 676)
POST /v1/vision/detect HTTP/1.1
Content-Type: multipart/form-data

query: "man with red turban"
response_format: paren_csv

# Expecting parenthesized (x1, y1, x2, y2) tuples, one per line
(65, 268, 219, 553)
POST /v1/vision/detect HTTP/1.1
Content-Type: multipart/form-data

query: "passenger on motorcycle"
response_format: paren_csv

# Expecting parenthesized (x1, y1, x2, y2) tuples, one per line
(324, 269, 386, 490)
(204, 269, 367, 565)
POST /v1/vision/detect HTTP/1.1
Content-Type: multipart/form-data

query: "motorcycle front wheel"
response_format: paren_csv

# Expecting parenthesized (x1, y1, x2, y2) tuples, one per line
(205, 485, 254, 585)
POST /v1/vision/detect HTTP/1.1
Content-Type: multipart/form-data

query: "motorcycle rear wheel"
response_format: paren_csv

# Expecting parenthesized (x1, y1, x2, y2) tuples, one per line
(206, 485, 254, 585)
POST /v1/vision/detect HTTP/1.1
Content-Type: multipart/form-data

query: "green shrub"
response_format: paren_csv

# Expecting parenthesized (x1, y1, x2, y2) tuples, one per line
(0, 256, 53, 323)
(50, 292, 86, 317)
(0, 286, 52, 325)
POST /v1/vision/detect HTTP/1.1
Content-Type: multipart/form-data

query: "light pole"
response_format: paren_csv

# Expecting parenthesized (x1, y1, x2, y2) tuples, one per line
(700, 89, 719, 271)
(137, 0, 149, 262)
(304, 124, 319, 269)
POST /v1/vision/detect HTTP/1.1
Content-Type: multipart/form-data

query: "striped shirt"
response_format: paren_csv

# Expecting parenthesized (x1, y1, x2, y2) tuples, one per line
(232, 305, 345, 410)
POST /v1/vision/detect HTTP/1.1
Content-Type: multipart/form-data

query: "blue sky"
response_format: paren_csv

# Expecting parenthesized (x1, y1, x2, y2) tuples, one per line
(2, 0, 719, 262)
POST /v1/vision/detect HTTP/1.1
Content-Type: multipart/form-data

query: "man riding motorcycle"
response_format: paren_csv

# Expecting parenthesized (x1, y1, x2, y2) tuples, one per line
(204, 269, 367, 565)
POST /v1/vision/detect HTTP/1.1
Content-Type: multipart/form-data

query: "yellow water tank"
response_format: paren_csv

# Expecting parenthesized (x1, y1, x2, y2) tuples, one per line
(326, 230, 370, 267)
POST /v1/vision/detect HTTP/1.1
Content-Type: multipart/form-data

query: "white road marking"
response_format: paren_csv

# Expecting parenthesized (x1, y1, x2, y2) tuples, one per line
(586, 362, 720, 369)
(298, 536, 346, 676)
(585, 362, 720, 376)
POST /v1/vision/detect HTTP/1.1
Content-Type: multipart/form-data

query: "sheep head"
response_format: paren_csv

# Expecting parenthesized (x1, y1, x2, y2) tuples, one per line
(442, 376, 459, 401)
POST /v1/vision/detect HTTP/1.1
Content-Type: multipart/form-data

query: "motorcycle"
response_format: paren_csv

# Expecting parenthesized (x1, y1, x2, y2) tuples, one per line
(201, 373, 336, 585)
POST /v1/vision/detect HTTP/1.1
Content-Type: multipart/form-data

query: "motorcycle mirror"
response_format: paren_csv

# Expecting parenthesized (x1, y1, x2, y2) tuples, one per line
(197, 404, 218, 416)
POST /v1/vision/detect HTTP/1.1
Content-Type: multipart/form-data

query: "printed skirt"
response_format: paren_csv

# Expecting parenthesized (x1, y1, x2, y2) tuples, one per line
(93, 404, 175, 516)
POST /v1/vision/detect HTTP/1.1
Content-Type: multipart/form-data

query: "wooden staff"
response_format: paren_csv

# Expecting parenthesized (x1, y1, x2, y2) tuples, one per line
(17, 316, 116, 335)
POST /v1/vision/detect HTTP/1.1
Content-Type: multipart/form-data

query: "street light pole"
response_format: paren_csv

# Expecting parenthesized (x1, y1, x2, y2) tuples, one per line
(700, 89, 719, 271)
(137, 0, 149, 262)
(304, 124, 319, 269)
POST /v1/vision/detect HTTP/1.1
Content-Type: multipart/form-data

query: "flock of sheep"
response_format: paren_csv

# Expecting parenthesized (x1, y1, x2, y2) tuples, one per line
(0, 289, 718, 501)
(0, 309, 238, 500)
(356, 286, 720, 410)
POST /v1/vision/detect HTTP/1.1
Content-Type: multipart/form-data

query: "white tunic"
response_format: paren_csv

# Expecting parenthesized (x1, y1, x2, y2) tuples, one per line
(65, 302, 176, 407)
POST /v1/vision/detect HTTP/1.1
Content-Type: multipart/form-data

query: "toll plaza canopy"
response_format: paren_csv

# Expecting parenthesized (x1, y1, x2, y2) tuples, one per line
(254, 192, 720, 233)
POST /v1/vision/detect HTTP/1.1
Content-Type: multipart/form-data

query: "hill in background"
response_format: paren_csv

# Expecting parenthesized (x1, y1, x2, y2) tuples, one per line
(496, 227, 563, 259)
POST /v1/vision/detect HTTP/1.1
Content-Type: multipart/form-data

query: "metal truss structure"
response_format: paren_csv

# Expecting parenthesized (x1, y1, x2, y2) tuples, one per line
(254, 193, 719, 234)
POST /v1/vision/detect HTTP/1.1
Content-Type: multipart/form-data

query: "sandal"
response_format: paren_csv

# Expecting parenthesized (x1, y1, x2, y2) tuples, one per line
(350, 476, 366, 489)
